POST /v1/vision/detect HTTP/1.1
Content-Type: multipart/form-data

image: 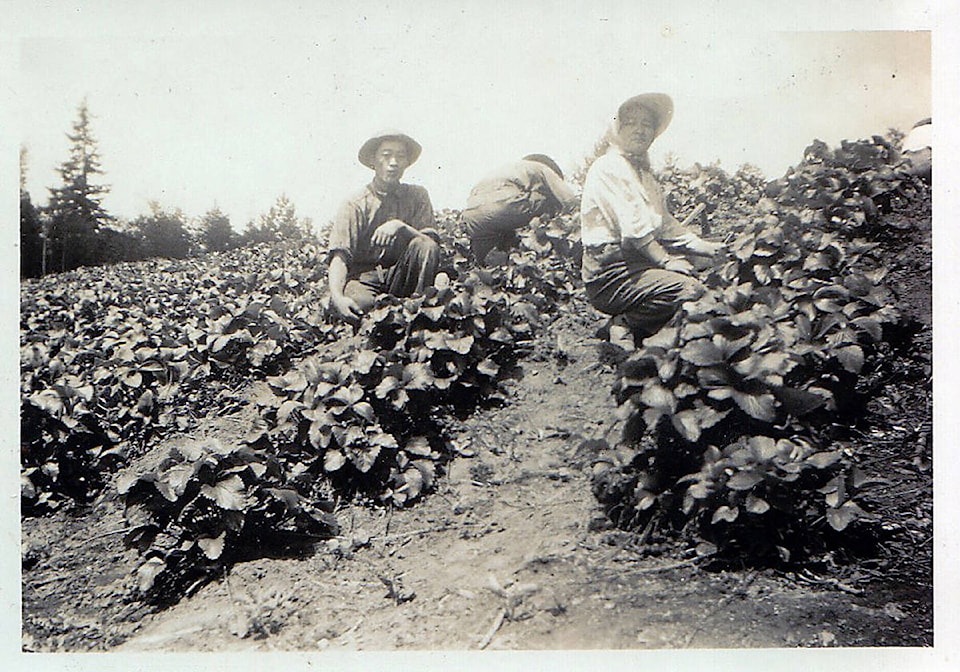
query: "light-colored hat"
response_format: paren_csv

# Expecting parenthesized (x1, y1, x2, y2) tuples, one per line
(358, 130, 422, 169)
(615, 93, 674, 138)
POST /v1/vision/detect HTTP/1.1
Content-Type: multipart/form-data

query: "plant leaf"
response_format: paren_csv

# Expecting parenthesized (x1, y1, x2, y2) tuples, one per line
(727, 471, 763, 491)
(836, 345, 865, 373)
(137, 557, 166, 593)
(711, 505, 740, 524)
(680, 338, 723, 366)
(732, 391, 777, 421)
(405, 436, 433, 457)
(671, 409, 703, 442)
(200, 475, 248, 510)
(198, 532, 227, 560)
(745, 494, 771, 514)
(807, 451, 842, 469)
(826, 501, 866, 531)
(154, 464, 196, 502)
(640, 383, 677, 413)
(477, 358, 499, 377)
(324, 450, 346, 472)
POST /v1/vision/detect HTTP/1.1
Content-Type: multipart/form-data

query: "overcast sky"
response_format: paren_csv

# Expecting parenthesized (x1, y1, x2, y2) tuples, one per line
(12, 1, 934, 232)
(5, 3, 960, 667)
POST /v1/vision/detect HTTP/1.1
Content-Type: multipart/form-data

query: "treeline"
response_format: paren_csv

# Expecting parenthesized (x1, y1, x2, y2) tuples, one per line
(20, 100, 316, 278)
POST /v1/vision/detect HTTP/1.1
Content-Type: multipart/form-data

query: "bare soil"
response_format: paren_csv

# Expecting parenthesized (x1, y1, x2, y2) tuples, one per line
(21, 195, 932, 653)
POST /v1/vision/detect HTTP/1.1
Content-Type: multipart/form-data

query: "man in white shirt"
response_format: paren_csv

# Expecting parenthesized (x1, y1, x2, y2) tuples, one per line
(579, 93, 723, 346)
(901, 117, 931, 183)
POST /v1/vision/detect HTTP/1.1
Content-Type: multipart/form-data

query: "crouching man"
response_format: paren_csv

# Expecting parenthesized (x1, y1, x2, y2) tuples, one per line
(328, 130, 441, 320)
(580, 93, 724, 348)
(461, 154, 579, 264)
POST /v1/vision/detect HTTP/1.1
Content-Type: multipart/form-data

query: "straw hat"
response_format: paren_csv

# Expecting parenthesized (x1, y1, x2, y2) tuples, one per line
(615, 93, 674, 138)
(358, 130, 422, 169)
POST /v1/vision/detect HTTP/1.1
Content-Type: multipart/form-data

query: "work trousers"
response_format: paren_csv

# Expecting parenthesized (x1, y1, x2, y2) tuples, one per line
(582, 242, 704, 337)
(344, 233, 440, 312)
(461, 197, 536, 264)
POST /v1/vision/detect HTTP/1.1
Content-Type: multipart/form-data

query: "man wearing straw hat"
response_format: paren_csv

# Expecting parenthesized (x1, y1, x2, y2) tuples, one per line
(461, 154, 579, 264)
(579, 93, 724, 348)
(327, 130, 441, 320)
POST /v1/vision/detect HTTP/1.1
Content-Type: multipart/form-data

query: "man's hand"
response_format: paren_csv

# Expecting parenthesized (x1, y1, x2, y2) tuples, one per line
(371, 219, 411, 249)
(663, 257, 695, 275)
(331, 293, 362, 321)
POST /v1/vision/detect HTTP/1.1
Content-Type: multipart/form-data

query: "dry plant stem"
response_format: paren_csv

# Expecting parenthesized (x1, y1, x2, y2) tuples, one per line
(377, 522, 478, 542)
(478, 607, 507, 650)
(81, 526, 137, 543)
(632, 556, 706, 574)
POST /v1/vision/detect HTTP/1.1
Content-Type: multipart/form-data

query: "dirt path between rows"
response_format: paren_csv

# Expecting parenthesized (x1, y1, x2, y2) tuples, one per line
(23, 305, 925, 652)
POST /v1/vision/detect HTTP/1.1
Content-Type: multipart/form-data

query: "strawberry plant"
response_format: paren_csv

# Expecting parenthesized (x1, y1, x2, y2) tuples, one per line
(120, 439, 338, 605)
(763, 136, 924, 237)
(259, 275, 537, 506)
(593, 139, 908, 564)
(20, 242, 346, 510)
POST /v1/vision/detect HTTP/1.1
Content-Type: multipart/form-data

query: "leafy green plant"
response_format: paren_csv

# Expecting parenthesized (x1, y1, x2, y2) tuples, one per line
(595, 138, 907, 563)
(259, 276, 535, 506)
(20, 243, 347, 510)
(120, 439, 338, 604)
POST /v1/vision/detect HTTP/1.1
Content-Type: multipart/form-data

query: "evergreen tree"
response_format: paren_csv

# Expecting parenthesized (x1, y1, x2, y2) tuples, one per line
(20, 146, 44, 278)
(132, 202, 194, 260)
(242, 194, 314, 245)
(46, 99, 112, 271)
(199, 206, 237, 253)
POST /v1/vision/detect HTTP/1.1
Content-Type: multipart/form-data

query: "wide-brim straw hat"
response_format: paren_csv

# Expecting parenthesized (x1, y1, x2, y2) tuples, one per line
(358, 130, 422, 169)
(522, 153, 564, 180)
(615, 93, 674, 138)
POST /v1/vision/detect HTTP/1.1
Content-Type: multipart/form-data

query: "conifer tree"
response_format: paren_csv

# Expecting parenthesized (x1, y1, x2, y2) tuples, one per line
(242, 194, 314, 244)
(20, 145, 44, 277)
(46, 99, 112, 271)
(199, 206, 237, 253)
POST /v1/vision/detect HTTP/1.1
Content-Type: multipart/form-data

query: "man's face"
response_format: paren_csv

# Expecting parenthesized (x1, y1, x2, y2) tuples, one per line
(616, 107, 657, 155)
(373, 139, 411, 187)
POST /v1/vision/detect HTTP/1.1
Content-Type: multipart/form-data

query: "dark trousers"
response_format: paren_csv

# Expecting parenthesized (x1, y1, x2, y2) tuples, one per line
(461, 199, 533, 264)
(582, 243, 704, 337)
(344, 233, 440, 311)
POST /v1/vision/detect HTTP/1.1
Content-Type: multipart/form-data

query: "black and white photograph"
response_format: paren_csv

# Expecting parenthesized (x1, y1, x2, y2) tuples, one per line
(5, 1, 956, 669)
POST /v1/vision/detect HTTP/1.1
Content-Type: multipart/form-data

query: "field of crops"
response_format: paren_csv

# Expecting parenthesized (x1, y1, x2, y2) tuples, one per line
(20, 134, 932, 649)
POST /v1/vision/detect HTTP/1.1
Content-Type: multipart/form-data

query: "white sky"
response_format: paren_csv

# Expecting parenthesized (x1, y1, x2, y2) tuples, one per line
(5, 2, 960, 670)
(12, 1, 933, 232)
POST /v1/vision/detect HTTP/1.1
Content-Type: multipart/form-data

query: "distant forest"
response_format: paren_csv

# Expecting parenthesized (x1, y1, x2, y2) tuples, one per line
(20, 100, 316, 278)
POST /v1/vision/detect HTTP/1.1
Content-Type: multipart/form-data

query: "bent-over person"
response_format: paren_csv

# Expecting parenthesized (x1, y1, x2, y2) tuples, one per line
(462, 154, 578, 264)
(580, 93, 723, 348)
(328, 130, 441, 320)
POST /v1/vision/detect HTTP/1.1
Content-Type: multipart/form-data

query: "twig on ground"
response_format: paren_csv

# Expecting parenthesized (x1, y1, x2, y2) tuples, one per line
(26, 573, 70, 589)
(478, 607, 507, 650)
(80, 526, 136, 543)
(631, 556, 706, 574)
(376, 522, 478, 542)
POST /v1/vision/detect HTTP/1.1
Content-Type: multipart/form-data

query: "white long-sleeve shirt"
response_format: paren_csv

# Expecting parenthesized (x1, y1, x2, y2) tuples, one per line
(580, 145, 700, 249)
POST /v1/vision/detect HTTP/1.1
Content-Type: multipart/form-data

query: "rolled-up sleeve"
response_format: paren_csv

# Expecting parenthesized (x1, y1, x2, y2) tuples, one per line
(328, 199, 362, 266)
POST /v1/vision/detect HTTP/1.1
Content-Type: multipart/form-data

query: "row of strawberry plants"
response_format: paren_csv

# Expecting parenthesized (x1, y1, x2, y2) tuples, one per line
(119, 228, 582, 602)
(593, 136, 912, 564)
(20, 243, 346, 511)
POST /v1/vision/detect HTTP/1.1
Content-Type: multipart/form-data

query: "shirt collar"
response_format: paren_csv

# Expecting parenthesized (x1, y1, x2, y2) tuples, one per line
(368, 181, 400, 199)
(613, 145, 651, 174)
